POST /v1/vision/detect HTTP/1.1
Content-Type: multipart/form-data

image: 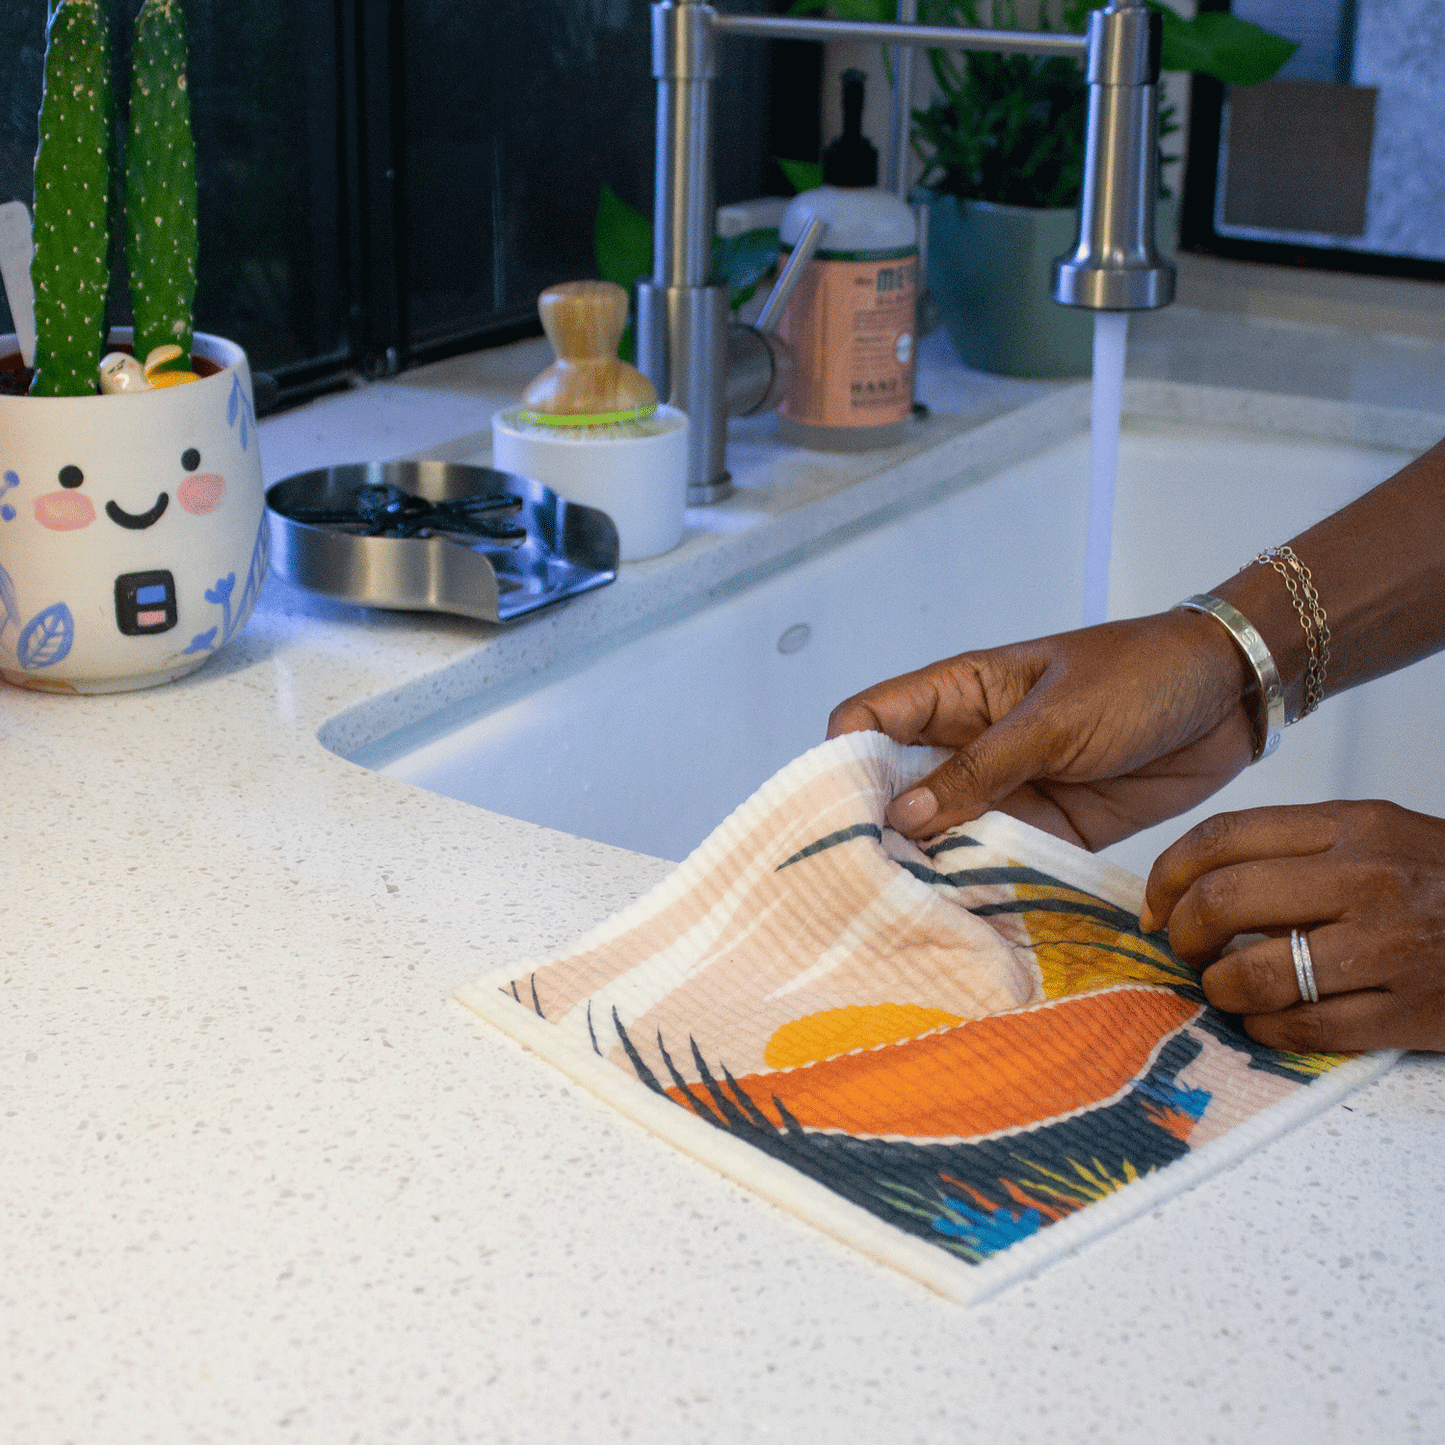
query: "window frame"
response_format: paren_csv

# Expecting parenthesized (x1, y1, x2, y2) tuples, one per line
(1178, 0, 1445, 285)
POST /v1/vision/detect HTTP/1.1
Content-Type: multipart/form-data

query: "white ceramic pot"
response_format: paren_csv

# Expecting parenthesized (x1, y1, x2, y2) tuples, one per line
(0, 329, 267, 693)
(491, 404, 689, 562)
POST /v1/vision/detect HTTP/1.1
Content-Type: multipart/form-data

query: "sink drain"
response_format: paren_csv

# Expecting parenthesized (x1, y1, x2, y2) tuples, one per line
(777, 622, 811, 655)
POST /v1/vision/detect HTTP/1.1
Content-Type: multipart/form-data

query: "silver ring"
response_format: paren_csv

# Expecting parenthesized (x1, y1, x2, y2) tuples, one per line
(1290, 928, 1319, 1004)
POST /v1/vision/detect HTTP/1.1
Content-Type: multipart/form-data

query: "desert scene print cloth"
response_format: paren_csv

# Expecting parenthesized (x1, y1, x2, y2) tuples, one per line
(458, 732, 1395, 1303)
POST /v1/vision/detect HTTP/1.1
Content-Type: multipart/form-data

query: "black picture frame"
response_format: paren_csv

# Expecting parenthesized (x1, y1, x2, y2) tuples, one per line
(1178, 0, 1445, 285)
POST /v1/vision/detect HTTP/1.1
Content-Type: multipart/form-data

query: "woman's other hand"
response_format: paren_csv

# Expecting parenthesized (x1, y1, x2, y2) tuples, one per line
(1142, 801, 1445, 1053)
(826, 609, 1255, 851)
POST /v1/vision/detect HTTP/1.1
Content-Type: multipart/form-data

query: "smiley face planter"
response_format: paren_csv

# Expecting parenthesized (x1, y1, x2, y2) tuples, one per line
(0, 331, 267, 693)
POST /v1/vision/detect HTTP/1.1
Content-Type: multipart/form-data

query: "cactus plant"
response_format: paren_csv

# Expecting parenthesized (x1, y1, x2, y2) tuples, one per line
(126, 0, 196, 372)
(29, 0, 114, 398)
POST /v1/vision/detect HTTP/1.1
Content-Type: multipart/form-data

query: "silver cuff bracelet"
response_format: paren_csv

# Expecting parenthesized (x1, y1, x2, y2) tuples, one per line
(1177, 593, 1284, 763)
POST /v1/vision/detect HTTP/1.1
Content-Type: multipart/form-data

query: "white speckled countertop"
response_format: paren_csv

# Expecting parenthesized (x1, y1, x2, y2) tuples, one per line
(5, 288, 1445, 1444)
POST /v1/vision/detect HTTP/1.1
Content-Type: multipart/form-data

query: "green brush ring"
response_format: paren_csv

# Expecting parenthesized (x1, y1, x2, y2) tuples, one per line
(517, 403, 659, 428)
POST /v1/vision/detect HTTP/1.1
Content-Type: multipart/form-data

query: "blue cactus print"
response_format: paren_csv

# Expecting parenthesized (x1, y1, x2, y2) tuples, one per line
(17, 602, 75, 669)
(183, 511, 269, 655)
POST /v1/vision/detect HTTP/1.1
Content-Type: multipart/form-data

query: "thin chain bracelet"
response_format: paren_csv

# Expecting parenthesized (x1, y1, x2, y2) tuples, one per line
(1247, 545, 1331, 719)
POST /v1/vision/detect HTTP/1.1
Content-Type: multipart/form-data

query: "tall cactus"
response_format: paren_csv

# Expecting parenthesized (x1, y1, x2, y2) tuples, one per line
(29, 0, 114, 398)
(127, 0, 196, 371)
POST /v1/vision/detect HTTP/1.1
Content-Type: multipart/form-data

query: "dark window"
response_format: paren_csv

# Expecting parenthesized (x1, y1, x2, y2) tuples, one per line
(1, 1, 806, 408)
(1, 1, 350, 400)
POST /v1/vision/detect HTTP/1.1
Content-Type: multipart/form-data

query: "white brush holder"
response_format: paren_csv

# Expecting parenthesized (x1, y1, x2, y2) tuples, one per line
(491, 405, 689, 562)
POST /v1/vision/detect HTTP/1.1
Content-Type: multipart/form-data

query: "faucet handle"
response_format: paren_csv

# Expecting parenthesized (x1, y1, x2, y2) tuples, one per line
(755, 215, 827, 334)
(723, 215, 828, 420)
(521, 281, 659, 425)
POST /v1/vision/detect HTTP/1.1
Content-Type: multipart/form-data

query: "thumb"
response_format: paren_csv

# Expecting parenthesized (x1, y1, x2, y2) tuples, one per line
(884, 701, 1065, 838)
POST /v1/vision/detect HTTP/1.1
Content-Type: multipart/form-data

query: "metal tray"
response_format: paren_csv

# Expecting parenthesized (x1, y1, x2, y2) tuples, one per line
(266, 461, 618, 623)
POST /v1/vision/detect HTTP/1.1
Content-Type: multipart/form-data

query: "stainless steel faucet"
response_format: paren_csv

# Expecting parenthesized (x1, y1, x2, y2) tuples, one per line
(637, 0, 1175, 504)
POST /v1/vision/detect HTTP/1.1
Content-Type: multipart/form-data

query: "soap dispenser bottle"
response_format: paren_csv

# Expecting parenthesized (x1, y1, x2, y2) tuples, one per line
(776, 68, 918, 452)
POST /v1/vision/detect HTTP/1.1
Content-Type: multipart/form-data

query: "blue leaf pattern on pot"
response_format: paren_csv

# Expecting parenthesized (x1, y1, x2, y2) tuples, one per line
(182, 512, 269, 655)
(234, 507, 270, 628)
(0, 562, 18, 638)
(227, 375, 254, 452)
(205, 573, 237, 610)
(17, 603, 75, 670)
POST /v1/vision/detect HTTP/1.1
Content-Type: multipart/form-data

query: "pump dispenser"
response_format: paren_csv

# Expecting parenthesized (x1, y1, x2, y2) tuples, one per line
(822, 66, 878, 188)
(776, 69, 918, 452)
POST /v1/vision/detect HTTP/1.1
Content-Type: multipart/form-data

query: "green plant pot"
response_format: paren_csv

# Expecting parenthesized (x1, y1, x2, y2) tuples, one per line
(926, 195, 1180, 380)
(926, 196, 1092, 379)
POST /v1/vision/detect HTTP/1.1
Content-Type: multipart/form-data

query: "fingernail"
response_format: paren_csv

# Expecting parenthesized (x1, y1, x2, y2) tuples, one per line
(887, 787, 938, 835)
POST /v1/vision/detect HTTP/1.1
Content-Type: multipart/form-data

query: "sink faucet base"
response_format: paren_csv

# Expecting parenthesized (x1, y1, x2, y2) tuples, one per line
(644, 1, 1175, 501)
(636, 279, 731, 503)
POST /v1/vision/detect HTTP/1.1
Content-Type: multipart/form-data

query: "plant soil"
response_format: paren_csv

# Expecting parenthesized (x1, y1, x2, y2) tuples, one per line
(0, 345, 220, 397)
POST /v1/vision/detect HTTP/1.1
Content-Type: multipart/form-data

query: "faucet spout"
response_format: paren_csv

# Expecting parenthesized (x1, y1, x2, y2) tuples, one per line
(640, 2, 1174, 503)
(1052, 0, 1176, 310)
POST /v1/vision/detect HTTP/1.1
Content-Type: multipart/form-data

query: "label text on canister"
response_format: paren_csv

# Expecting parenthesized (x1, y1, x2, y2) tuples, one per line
(777, 248, 917, 430)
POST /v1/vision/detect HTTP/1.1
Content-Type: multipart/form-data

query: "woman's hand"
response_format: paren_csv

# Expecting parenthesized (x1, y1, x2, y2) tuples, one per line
(1142, 801, 1445, 1053)
(826, 609, 1256, 851)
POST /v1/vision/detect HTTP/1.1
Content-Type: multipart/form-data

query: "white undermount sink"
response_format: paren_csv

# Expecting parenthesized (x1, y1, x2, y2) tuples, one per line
(328, 384, 1445, 881)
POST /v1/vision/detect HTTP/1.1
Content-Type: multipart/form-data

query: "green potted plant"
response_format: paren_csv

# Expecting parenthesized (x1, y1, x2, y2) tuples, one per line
(0, 0, 267, 693)
(911, 0, 1296, 375)
(793, 0, 1296, 377)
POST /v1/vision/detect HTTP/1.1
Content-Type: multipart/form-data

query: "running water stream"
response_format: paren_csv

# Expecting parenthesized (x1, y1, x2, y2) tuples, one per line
(1083, 309, 1129, 626)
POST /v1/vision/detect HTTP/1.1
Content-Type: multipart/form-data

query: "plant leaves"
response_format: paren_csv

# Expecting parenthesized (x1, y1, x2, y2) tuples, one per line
(713, 228, 780, 313)
(592, 186, 780, 320)
(594, 184, 654, 293)
(914, 44, 1088, 208)
(1147, 3, 1297, 85)
(777, 158, 824, 195)
(786, 0, 895, 19)
(912, 0, 1294, 207)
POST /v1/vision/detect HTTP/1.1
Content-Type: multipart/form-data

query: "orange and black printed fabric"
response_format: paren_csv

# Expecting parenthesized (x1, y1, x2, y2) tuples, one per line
(484, 733, 1351, 1270)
